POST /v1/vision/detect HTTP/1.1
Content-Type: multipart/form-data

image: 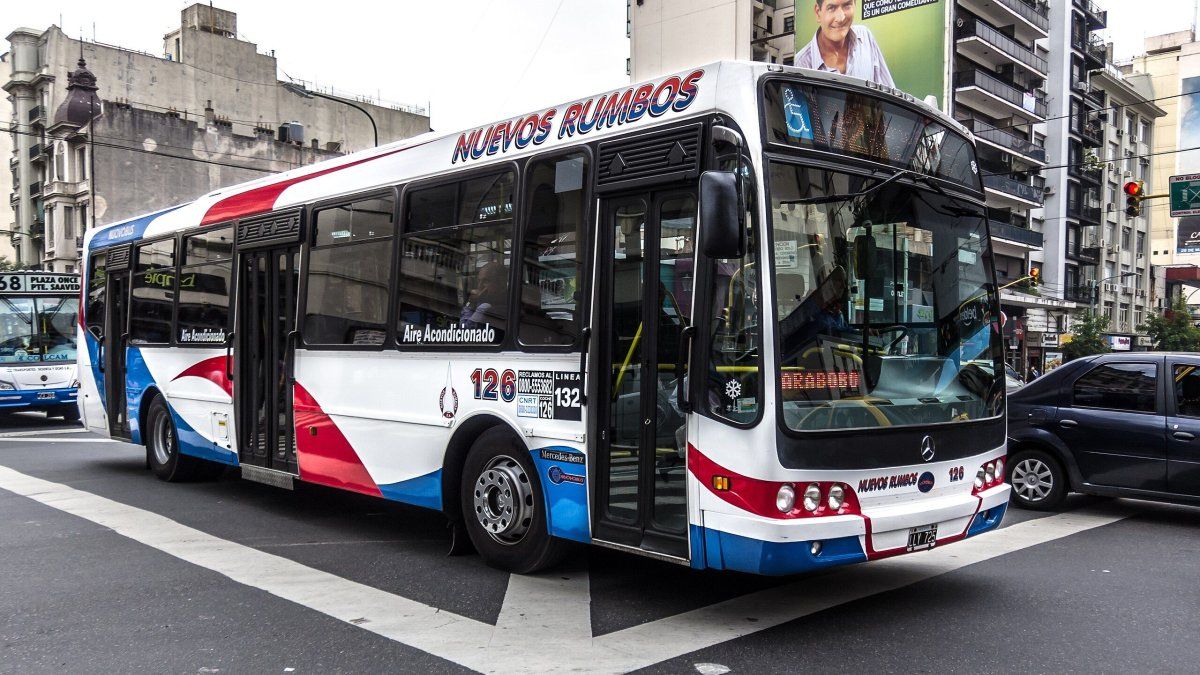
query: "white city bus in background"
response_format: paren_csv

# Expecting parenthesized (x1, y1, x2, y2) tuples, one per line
(0, 271, 81, 421)
(78, 61, 1010, 574)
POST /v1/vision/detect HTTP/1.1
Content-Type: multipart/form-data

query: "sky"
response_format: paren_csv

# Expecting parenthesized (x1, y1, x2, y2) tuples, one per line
(1, 0, 629, 133)
(0, 0, 1194, 133)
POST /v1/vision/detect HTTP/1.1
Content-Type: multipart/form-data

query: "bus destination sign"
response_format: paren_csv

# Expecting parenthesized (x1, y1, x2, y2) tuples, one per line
(0, 272, 81, 294)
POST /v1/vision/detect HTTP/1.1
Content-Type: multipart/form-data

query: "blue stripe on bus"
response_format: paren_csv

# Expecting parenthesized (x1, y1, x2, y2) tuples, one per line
(89, 204, 184, 250)
(528, 445, 590, 543)
(967, 502, 1007, 537)
(0, 387, 77, 410)
(123, 346, 155, 445)
(691, 525, 866, 575)
(84, 332, 105, 404)
(378, 470, 443, 510)
(170, 404, 238, 465)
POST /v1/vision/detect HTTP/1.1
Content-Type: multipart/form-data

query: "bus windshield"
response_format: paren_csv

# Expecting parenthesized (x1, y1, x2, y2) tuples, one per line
(769, 162, 1003, 432)
(0, 296, 79, 364)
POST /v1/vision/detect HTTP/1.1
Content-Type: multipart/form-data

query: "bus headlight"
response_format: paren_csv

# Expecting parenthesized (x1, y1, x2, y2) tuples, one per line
(775, 484, 796, 513)
(984, 462, 996, 484)
(994, 458, 1004, 479)
(802, 483, 821, 512)
(974, 468, 985, 490)
(827, 484, 845, 510)
(0, 382, 14, 391)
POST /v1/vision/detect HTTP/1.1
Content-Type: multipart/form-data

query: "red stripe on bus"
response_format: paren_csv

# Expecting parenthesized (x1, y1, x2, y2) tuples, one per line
(171, 355, 233, 397)
(292, 382, 382, 497)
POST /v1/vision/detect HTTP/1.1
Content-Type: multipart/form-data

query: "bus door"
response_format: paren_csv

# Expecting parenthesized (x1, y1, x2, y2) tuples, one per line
(593, 189, 697, 560)
(94, 245, 133, 439)
(234, 212, 303, 475)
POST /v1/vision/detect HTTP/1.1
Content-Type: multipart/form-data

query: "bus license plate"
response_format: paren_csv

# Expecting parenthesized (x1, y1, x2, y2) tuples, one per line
(906, 524, 937, 552)
(36, 392, 54, 400)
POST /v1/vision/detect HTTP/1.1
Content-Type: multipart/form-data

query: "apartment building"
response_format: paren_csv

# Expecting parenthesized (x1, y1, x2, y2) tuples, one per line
(4, 3, 430, 271)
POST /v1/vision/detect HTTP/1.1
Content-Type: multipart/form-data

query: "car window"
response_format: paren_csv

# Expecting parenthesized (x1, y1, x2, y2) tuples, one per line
(1072, 362, 1157, 413)
(1175, 365, 1200, 418)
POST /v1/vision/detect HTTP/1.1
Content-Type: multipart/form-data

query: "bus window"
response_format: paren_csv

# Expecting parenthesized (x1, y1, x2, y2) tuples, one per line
(177, 226, 234, 345)
(86, 251, 107, 338)
(519, 153, 587, 347)
(130, 238, 177, 345)
(399, 172, 514, 347)
(304, 196, 396, 346)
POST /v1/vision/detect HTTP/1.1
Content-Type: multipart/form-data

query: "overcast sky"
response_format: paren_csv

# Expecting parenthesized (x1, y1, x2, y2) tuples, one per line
(0, 1, 1193, 133)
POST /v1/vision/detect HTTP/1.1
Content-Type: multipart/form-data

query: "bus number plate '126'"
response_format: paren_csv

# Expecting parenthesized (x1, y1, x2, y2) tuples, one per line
(516, 370, 582, 421)
(906, 524, 937, 552)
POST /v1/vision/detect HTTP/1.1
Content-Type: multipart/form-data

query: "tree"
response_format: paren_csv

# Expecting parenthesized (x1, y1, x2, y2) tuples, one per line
(1063, 311, 1110, 362)
(1141, 296, 1200, 352)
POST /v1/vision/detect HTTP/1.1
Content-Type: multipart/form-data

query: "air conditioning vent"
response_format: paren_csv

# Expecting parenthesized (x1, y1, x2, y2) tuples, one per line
(105, 244, 132, 271)
(237, 210, 303, 249)
(596, 123, 703, 192)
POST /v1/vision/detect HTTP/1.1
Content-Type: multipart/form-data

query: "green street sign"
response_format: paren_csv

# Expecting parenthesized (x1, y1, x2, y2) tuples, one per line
(1170, 174, 1200, 217)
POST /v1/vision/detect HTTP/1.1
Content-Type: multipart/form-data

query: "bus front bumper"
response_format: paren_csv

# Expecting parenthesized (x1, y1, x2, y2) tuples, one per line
(0, 388, 78, 411)
(694, 483, 1011, 576)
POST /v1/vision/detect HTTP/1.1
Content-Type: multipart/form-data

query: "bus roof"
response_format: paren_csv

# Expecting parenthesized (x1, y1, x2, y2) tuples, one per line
(84, 61, 969, 252)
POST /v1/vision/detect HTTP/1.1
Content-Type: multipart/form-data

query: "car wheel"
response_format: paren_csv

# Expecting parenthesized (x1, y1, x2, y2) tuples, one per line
(1007, 449, 1067, 511)
(460, 427, 567, 573)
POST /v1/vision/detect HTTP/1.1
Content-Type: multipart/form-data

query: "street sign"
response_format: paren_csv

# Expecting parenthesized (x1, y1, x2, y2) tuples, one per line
(1170, 174, 1200, 217)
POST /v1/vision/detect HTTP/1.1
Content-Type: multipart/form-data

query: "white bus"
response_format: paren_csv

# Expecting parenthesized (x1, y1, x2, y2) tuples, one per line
(0, 271, 80, 420)
(79, 62, 1010, 574)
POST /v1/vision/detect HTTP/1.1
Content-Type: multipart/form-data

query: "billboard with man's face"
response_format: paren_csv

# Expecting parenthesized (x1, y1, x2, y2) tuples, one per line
(793, 0, 950, 111)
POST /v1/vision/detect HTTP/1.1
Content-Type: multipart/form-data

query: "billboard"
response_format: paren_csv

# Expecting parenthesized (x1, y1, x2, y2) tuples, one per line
(793, 0, 951, 111)
(1177, 75, 1200, 254)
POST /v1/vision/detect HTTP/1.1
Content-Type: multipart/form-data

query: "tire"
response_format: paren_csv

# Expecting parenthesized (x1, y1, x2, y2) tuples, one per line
(460, 427, 568, 573)
(145, 396, 221, 482)
(1007, 448, 1067, 511)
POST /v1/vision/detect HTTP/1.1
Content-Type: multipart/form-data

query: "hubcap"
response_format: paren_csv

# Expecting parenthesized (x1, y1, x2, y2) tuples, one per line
(152, 409, 174, 466)
(472, 455, 534, 545)
(1012, 458, 1053, 502)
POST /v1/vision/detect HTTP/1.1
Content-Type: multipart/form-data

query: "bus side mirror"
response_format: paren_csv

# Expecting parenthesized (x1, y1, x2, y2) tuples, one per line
(700, 171, 744, 259)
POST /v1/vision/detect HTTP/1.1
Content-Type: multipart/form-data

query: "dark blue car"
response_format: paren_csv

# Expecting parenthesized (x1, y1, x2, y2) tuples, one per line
(1006, 352, 1200, 510)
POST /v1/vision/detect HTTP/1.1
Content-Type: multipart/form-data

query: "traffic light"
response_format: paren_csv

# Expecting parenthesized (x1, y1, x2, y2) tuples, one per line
(1124, 180, 1145, 217)
(1028, 267, 1040, 288)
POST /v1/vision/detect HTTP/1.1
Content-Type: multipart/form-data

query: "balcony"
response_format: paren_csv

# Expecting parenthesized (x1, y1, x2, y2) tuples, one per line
(1078, 118, 1103, 147)
(955, 15, 1048, 76)
(27, 105, 44, 124)
(992, 0, 1050, 35)
(1082, 34, 1107, 68)
(962, 118, 1046, 164)
(1069, 245, 1101, 265)
(983, 174, 1044, 206)
(989, 219, 1043, 248)
(1065, 285, 1094, 304)
(27, 181, 42, 197)
(954, 68, 1047, 121)
(1068, 197, 1102, 225)
(1082, 0, 1107, 30)
(28, 143, 43, 161)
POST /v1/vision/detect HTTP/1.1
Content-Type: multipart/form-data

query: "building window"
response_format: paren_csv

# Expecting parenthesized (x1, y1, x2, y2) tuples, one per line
(784, 15, 794, 33)
(1140, 120, 1151, 145)
(177, 226, 234, 345)
(1122, 227, 1131, 249)
(63, 206, 74, 239)
(399, 172, 515, 347)
(766, 16, 773, 32)
(1127, 113, 1137, 138)
(75, 146, 87, 181)
(130, 238, 177, 345)
(304, 196, 396, 346)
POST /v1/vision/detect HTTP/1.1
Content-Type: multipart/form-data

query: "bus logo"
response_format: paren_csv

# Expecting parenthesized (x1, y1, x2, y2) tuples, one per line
(920, 436, 935, 462)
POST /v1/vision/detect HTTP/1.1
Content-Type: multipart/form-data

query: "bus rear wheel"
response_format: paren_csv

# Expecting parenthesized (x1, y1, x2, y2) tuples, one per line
(146, 396, 221, 482)
(460, 427, 567, 573)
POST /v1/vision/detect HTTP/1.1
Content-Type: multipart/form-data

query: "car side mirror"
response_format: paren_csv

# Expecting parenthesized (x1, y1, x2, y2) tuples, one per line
(700, 170, 744, 259)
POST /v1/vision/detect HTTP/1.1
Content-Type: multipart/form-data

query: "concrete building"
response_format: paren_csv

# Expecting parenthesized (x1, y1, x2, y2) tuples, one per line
(4, 3, 430, 271)
(0, 51, 15, 266)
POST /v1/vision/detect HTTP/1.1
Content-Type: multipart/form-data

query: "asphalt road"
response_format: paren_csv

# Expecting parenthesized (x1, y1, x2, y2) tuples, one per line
(1, 414, 1196, 673)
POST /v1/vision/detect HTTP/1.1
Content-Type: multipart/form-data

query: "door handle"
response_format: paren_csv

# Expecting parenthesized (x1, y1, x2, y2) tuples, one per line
(97, 343, 105, 372)
(578, 326, 591, 406)
(285, 330, 300, 383)
(676, 325, 695, 413)
(225, 331, 236, 383)
(1059, 419, 1078, 428)
(1174, 431, 1196, 441)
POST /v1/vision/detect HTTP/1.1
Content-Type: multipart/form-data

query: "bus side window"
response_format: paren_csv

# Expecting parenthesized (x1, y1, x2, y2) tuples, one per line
(304, 196, 396, 347)
(86, 251, 107, 339)
(398, 172, 515, 347)
(177, 226, 234, 346)
(519, 153, 587, 347)
(130, 238, 177, 345)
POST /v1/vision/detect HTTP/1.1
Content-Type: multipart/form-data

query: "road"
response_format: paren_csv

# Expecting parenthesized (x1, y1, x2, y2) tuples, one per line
(0, 414, 1196, 673)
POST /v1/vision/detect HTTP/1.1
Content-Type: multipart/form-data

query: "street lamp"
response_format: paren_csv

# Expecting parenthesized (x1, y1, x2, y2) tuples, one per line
(281, 82, 378, 148)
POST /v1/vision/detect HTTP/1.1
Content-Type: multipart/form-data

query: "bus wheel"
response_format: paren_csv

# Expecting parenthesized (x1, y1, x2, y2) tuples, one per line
(460, 427, 567, 573)
(1007, 448, 1066, 511)
(146, 396, 213, 482)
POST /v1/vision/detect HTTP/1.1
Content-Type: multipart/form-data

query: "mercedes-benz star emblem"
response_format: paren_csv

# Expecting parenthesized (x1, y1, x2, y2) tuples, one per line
(920, 435, 936, 462)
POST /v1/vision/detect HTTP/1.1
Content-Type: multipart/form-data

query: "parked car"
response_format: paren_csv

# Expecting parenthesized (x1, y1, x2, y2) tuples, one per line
(1004, 363, 1024, 394)
(1006, 352, 1200, 510)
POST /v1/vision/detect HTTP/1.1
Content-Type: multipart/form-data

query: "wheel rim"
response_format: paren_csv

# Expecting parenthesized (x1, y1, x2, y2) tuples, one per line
(152, 409, 174, 466)
(1012, 458, 1053, 502)
(472, 454, 534, 546)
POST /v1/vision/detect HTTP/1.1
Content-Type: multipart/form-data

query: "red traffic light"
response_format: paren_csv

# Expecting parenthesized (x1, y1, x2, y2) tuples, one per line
(1123, 181, 1144, 197)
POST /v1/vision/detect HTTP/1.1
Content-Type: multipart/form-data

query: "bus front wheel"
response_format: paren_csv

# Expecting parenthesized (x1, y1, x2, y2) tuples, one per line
(460, 427, 567, 573)
(145, 396, 220, 482)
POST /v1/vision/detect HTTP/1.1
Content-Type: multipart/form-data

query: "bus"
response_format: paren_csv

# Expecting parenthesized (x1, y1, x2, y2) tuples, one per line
(0, 271, 81, 420)
(79, 61, 1010, 575)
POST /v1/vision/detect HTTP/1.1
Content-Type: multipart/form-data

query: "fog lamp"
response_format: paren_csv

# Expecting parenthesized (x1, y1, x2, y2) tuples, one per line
(802, 483, 821, 512)
(827, 484, 845, 510)
(775, 484, 796, 513)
